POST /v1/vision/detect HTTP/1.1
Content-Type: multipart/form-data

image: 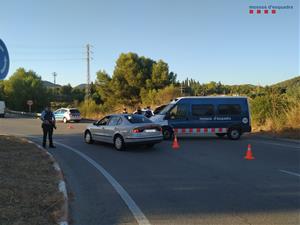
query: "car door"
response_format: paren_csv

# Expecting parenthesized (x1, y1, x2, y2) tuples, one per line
(104, 116, 120, 143)
(90, 116, 111, 142)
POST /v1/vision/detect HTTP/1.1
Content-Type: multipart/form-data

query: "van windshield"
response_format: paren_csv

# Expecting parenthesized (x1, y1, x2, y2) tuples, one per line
(159, 103, 175, 115)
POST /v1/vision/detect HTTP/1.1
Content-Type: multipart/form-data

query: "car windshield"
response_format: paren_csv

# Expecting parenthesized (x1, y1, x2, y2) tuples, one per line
(125, 115, 152, 123)
(158, 103, 175, 115)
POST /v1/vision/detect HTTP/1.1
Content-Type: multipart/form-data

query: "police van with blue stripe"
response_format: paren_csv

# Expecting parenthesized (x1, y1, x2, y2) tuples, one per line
(150, 96, 251, 140)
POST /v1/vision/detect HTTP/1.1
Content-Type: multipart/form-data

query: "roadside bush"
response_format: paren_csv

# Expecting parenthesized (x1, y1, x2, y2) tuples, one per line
(78, 99, 113, 119)
(250, 93, 290, 127)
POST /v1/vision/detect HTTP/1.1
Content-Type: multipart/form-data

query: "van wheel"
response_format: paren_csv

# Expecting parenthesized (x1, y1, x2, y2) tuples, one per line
(114, 135, 125, 151)
(63, 117, 68, 123)
(84, 131, 94, 144)
(227, 128, 241, 140)
(216, 133, 226, 138)
(162, 127, 173, 140)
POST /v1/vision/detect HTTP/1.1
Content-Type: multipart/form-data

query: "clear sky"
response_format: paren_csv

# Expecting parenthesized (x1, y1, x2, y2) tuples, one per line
(1, 0, 299, 86)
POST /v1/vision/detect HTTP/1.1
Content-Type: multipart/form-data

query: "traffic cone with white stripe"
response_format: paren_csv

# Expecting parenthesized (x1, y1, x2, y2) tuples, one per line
(244, 144, 255, 160)
(172, 134, 180, 150)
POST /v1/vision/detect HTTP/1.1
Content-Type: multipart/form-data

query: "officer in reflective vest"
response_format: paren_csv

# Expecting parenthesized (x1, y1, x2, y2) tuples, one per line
(40, 105, 56, 148)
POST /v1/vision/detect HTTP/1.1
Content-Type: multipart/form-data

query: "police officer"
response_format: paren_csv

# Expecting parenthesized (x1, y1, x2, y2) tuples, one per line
(41, 105, 56, 148)
(144, 106, 153, 118)
(134, 106, 142, 115)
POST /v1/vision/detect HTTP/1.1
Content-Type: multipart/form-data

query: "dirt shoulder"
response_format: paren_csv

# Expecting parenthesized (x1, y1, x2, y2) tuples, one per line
(251, 127, 300, 141)
(0, 135, 64, 225)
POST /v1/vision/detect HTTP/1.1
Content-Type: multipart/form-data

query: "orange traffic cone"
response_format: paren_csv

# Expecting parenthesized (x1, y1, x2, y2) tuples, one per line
(67, 124, 74, 129)
(172, 134, 180, 149)
(244, 144, 255, 160)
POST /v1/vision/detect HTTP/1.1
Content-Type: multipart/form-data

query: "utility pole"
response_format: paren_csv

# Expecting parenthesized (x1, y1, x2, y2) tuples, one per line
(85, 44, 91, 101)
(53, 72, 57, 85)
(52, 72, 57, 101)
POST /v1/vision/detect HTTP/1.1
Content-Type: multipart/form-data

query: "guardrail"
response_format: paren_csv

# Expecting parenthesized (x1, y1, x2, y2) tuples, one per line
(5, 109, 40, 118)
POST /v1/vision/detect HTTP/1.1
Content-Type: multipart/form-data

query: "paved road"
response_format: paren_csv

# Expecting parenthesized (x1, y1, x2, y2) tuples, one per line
(1, 118, 300, 225)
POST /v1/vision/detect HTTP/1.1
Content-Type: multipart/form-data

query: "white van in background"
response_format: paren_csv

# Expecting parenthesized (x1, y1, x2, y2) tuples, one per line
(0, 101, 6, 118)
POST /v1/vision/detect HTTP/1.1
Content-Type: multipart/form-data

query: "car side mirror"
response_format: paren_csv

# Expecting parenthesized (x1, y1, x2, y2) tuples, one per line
(93, 122, 98, 126)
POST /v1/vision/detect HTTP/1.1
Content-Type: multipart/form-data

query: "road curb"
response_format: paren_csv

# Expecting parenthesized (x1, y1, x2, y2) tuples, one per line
(25, 139, 69, 225)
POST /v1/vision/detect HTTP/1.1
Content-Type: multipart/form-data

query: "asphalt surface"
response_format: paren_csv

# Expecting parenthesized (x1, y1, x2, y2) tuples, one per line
(1, 117, 300, 225)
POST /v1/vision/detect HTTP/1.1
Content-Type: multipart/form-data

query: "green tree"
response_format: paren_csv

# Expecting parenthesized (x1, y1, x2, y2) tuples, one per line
(4, 68, 48, 111)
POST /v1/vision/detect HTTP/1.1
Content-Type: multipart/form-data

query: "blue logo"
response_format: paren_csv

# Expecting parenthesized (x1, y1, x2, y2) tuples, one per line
(0, 39, 10, 80)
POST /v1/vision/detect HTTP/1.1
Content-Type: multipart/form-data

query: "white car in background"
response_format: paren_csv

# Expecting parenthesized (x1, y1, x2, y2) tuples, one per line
(54, 108, 81, 123)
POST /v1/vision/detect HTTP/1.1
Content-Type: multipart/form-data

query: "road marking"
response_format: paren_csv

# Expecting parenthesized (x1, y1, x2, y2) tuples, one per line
(279, 170, 300, 178)
(54, 141, 151, 225)
(251, 140, 300, 150)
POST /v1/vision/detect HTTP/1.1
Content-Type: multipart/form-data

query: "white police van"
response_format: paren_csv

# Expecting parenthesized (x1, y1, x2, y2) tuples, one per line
(150, 97, 251, 140)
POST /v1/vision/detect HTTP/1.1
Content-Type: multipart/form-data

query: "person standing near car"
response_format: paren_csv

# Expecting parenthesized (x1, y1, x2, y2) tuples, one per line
(40, 105, 56, 148)
(144, 106, 153, 118)
(134, 106, 142, 115)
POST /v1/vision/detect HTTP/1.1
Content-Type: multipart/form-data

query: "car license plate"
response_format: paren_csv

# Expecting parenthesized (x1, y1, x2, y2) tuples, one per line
(145, 129, 156, 132)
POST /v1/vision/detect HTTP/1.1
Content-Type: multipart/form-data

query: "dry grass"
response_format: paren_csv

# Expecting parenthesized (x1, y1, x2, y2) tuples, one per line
(252, 103, 300, 140)
(0, 136, 64, 225)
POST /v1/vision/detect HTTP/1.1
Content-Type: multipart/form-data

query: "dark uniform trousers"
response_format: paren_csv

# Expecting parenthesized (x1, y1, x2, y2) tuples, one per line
(42, 124, 53, 147)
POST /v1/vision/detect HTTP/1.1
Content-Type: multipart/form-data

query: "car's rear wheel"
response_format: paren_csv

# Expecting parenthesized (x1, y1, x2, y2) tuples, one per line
(216, 133, 226, 138)
(162, 127, 173, 140)
(227, 128, 241, 140)
(84, 131, 94, 144)
(114, 135, 125, 151)
(63, 117, 67, 123)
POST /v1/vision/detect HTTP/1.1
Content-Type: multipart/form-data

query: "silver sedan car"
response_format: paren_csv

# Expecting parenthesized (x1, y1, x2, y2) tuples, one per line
(84, 114, 163, 150)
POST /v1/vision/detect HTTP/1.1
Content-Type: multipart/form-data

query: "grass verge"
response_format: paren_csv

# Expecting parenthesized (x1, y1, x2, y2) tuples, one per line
(0, 135, 64, 225)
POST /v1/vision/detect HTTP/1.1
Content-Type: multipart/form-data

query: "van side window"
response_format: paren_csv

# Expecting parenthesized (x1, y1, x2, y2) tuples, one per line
(218, 104, 241, 115)
(169, 104, 189, 119)
(192, 104, 214, 116)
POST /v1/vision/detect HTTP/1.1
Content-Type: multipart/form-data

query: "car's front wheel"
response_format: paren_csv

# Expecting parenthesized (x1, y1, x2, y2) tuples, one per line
(227, 128, 241, 140)
(84, 131, 94, 144)
(114, 135, 125, 151)
(63, 117, 68, 123)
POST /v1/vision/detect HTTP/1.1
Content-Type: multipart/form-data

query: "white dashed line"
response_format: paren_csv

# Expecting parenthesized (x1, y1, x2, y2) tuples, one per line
(54, 141, 151, 225)
(279, 170, 300, 178)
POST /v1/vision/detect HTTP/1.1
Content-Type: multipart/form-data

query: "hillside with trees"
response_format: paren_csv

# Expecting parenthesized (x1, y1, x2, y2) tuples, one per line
(0, 52, 299, 137)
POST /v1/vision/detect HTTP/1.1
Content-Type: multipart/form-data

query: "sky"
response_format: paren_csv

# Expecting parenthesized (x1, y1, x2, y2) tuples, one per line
(0, 0, 299, 86)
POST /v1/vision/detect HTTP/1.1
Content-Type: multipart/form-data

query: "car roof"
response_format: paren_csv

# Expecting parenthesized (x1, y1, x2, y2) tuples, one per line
(175, 96, 247, 100)
(107, 113, 144, 117)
